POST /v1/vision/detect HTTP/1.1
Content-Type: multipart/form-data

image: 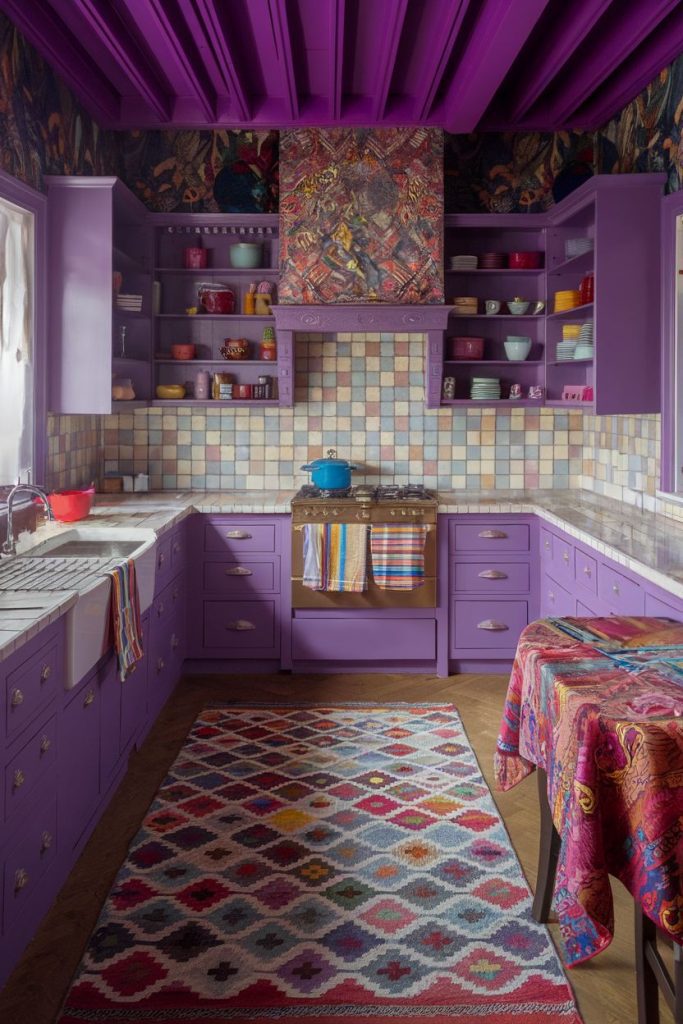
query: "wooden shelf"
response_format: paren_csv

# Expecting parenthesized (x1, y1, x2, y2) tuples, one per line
(155, 314, 275, 321)
(113, 308, 149, 319)
(446, 268, 544, 275)
(448, 313, 544, 321)
(441, 398, 544, 407)
(547, 302, 593, 320)
(547, 250, 593, 277)
(154, 358, 277, 365)
(111, 400, 149, 410)
(545, 399, 594, 408)
(150, 399, 279, 407)
(444, 359, 543, 366)
(154, 266, 278, 275)
(547, 358, 593, 366)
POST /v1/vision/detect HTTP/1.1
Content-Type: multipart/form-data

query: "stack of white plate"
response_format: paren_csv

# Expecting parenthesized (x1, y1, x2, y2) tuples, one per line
(116, 293, 143, 312)
(470, 376, 501, 400)
(578, 321, 594, 343)
(450, 255, 478, 270)
(556, 341, 577, 361)
(565, 238, 593, 259)
(574, 343, 594, 360)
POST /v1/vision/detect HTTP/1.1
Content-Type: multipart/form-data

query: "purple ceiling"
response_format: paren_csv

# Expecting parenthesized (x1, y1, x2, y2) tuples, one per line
(2, 0, 682, 132)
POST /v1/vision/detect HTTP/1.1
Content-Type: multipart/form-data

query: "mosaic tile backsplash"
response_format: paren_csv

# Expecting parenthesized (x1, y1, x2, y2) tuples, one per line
(46, 413, 101, 491)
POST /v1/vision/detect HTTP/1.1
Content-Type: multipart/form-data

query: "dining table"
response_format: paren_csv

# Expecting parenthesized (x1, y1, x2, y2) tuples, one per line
(494, 615, 683, 969)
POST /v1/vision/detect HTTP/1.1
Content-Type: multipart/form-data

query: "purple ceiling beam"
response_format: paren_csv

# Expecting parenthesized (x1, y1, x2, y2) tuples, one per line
(569, 5, 683, 129)
(532, 0, 680, 127)
(370, 0, 409, 121)
(505, 0, 615, 123)
(193, 0, 250, 121)
(442, 0, 551, 133)
(268, 0, 299, 121)
(413, 0, 470, 122)
(0, 0, 120, 124)
(64, 0, 170, 121)
(122, 0, 216, 121)
(329, 0, 346, 120)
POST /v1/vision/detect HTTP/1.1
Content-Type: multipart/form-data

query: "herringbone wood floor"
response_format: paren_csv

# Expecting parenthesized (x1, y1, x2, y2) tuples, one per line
(0, 672, 671, 1024)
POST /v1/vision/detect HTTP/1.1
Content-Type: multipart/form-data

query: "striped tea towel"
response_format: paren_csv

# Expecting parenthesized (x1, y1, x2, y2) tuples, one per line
(108, 559, 144, 680)
(302, 523, 368, 592)
(370, 524, 428, 590)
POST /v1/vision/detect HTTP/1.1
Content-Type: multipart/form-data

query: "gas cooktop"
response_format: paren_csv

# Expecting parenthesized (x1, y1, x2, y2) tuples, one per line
(292, 484, 437, 503)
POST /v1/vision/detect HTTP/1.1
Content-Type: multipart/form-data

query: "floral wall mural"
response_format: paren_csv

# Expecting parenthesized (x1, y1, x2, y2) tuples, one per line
(0, 12, 120, 191)
(121, 129, 278, 213)
(279, 128, 443, 304)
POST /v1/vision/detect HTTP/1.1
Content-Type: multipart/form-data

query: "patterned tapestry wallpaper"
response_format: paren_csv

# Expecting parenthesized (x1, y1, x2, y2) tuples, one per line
(278, 129, 443, 304)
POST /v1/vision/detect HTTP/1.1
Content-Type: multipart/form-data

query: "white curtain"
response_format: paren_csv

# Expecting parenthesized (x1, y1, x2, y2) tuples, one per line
(0, 198, 33, 483)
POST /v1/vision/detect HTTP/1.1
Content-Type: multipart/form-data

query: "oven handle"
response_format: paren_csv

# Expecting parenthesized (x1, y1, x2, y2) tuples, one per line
(292, 523, 435, 531)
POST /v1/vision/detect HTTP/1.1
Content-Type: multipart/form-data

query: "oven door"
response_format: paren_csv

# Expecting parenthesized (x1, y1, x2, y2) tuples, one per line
(291, 522, 437, 608)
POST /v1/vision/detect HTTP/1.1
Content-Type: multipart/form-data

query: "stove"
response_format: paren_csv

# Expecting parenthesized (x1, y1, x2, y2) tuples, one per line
(292, 483, 437, 505)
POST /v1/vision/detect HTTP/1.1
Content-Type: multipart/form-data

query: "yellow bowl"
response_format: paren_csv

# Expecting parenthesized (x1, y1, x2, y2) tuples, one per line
(156, 384, 186, 400)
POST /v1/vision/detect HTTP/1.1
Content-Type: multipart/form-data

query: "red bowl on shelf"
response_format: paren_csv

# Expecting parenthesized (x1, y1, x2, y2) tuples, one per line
(171, 343, 196, 360)
(46, 486, 95, 522)
(507, 251, 543, 269)
(449, 336, 484, 360)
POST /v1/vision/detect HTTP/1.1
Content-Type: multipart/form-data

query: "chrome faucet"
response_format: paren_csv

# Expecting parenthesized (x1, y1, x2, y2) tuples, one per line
(2, 484, 54, 556)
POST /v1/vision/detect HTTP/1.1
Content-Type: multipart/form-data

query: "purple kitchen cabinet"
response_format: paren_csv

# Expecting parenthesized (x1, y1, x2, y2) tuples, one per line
(58, 670, 102, 853)
(46, 176, 153, 414)
(452, 561, 530, 594)
(4, 711, 58, 830)
(292, 614, 436, 664)
(540, 574, 575, 618)
(4, 624, 62, 744)
(120, 611, 150, 752)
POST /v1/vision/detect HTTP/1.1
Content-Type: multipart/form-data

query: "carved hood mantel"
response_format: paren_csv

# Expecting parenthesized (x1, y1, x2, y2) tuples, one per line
(272, 305, 451, 332)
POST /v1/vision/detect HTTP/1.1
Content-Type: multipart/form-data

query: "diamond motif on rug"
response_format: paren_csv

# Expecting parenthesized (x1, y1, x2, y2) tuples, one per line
(57, 703, 583, 1023)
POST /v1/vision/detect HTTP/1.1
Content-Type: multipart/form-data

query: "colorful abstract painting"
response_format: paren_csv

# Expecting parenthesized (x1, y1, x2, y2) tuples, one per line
(0, 12, 120, 191)
(121, 129, 279, 213)
(279, 128, 443, 304)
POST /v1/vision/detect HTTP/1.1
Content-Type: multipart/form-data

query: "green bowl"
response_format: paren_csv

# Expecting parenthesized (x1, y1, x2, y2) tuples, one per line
(230, 243, 262, 268)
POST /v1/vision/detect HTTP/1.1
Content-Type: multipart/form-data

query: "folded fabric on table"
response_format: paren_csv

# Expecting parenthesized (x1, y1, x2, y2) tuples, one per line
(370, 524, 427, 590)
(108, 559, 144, 681)
(302, 523, 368, 592)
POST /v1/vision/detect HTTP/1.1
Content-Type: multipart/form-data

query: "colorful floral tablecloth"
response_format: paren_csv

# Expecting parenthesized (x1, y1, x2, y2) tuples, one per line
(495, 615, 683, 966)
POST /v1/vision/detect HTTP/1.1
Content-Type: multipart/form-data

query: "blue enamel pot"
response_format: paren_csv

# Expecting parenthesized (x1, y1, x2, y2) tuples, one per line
(301, 449, 358, 490)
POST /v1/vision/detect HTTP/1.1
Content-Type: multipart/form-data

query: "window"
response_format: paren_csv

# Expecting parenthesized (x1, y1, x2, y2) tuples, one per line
(0, 171, 46, 486)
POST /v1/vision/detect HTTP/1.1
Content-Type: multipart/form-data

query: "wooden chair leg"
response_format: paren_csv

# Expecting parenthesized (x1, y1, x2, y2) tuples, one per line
(532, 766, 561, 923)
(636, 907, 661, 1024)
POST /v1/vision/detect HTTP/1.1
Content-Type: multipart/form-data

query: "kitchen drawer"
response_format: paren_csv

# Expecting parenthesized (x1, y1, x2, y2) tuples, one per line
(170, 528, 187, 573)
(452, 561, 530, 594)
(540, 574, 575, 618)
(154, 533, 173, 583)
(451, 601, 528, 650)
(577, 599, 601, 617)
(152, 573, 185, 625)
(148, 612, 185, 717)
(450, 522, 530, 553)
(5, 636, 60, 742)
(2, 790, 57, 931)
(549, 535, 574, 587)
(203, 557, 279, 595)
(574, 549, 598, 595)
(203, 600, 278, 654)
(598, 563, 644, 615)
(644, 592, 683, 621)
(292, 616, 435, 662)
(4, 713, 57, 825)
(204, 521, 276, 554)
(60, 678, 101, 851)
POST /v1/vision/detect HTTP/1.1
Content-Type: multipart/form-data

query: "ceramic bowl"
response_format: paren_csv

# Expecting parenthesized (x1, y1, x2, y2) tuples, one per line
(229, 243, 262, 268)
(156, 384, 186, 400)
(171, 343, 196, 360)
(504, 338, 531, 360)
(506, 300, 530, 315)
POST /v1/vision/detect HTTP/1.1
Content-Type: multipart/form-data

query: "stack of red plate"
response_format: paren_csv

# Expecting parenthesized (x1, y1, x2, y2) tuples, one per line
(479, 252, 505, 269)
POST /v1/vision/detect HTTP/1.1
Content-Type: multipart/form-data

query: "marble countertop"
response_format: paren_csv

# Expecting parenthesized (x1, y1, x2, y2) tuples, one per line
(4, 486, 683, 664)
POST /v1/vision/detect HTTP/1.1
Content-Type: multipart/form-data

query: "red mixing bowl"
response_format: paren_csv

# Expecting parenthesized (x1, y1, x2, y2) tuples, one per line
(47, 486, 95, 522)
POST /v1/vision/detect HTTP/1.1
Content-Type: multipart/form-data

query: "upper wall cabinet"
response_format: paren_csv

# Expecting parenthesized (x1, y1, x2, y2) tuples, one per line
(437, 174, 666, 413)
(46, 177, 152, 414)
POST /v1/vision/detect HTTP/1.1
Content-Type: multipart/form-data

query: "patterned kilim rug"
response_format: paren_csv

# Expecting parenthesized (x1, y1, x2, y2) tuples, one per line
(58, 704, 582, 1024)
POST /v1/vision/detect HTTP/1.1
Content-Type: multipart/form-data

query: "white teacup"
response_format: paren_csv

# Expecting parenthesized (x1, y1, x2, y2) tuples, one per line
(485, 299, 501, 315)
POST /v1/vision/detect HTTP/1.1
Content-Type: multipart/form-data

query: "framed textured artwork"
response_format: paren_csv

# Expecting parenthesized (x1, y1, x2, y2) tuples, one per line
(280, 128, 443, 304)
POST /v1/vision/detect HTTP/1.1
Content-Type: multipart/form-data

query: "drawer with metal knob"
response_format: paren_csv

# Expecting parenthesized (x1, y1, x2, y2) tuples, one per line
(2, 792, 57, 931)
(574, 549, 598, 595)
(4, 713, 57, 823)
(451, 601, 528, 651)
(203, 557, 279, 595)
(202, 600, 278, 654)
(452, 562, 530, 594)
(5, 635, 61, 741)
(598, 564, 644, 615)
(450, 522, 530, 553)
(204, 521, 276, 554)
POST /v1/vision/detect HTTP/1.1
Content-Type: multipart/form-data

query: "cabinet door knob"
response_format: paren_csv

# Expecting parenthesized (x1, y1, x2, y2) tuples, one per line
(158, 551, 166, 565)
(477, 620, 509, 631)
(478, 530, 508, 539)
(583, 566, 592, 577)
(157, 602, 165, 616)
(225, 566, 253, 576)
(544, 539, 550, 550)
(83, 689, 95, 708)
(478, 569, 508, 580)
(226, 620, 256, 631)
(11, 688, 24, 707)
(562, 551, 570, 563)
(226, 531, 252, 540)
(40, 831, 52, 852)
(14, 868, 29, 892)
(612, 584, 620, 595)
(13, 768, 25, 789)
(40, 664, 51, 681)
(173, 542, 181, 554)
(171, 634, 180, 650)
(40, 735, 51, 754)
(157, 657, 165, 673)
(548, 591, 555, 601)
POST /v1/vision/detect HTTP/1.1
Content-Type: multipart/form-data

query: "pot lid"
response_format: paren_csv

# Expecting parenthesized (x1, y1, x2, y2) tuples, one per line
(302, 448, 356, 471)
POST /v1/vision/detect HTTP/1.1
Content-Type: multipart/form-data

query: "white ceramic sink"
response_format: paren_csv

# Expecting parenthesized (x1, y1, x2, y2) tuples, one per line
(11, 526, 157, 688)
